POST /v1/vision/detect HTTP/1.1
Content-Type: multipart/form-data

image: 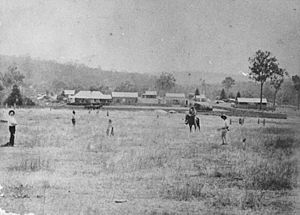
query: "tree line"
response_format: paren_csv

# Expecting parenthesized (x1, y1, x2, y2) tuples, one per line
(0, 51, 299, 109)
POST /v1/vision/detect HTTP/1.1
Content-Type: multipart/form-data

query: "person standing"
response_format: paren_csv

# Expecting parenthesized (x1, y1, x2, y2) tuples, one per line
(219, 115, 229, 145)
(71, 110, 76, 126)
(106, 119, 114, 136)
(1, 110, 18, 147)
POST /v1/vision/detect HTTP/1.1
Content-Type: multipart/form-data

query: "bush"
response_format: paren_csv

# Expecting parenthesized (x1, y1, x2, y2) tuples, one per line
(264, 137, 296, 156)
(160, 178, 204, 201)
(245, 159, 297, 190)
(23, 97, 35, 106)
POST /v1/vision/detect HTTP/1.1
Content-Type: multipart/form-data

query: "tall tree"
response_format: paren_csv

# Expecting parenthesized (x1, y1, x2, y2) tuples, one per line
(222, 77, 235, 93)
(292, 75, 300, 110)
(114, 81, 137, 92)
(220, 89, 227, 100)
(270, 67, 288, 109)
(248, 50, 279, 110)
(155, 72, 176, 95)
(2, 65, 25, 88)
(4, 84, 23, 106)
(236, 91, 241, 99)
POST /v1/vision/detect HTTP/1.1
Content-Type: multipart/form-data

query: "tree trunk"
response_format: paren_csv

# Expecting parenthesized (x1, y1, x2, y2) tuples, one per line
(273, 90, 278, 110)
(297, 91, 300, 110)
(260, 82, 263, 110)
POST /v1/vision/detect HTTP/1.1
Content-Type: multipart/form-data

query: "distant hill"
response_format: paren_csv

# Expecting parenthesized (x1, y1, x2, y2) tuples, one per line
(0, 55, 157, 93)
(161, 70, 249, 85)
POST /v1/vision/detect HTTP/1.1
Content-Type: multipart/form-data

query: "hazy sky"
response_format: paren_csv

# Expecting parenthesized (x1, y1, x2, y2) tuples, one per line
(0, 0, 299, 75)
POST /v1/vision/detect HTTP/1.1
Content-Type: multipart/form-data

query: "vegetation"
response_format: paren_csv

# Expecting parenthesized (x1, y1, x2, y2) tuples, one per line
(248, 50, 282, 109)
(220, 88, 226, 100)
(0, 55, 299, 108)
(114, 81, 138, 92)
(155, 72, 176, 95)
(222, 77, 235, 93)
(0, 109, 297, 214)
(270, 67, 288, 109)
(4, 85, 23, 106)
(236, 91, 241, 99)
(292, 75, 300, 110)
(194, 88, 200, 96)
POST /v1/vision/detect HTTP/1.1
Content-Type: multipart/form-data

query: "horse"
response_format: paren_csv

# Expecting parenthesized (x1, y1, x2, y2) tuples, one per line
(185, 114, 200, 132)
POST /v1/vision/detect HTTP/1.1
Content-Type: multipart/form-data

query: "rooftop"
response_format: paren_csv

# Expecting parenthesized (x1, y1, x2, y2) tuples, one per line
(112, 92, 138, 98)
(237, 98, 267, 103)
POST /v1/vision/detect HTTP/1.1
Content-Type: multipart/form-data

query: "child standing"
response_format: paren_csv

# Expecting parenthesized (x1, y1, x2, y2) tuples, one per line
(71, 110, 76, 126)
(1, 110, 18, 147)
(106, 119, 114, 136)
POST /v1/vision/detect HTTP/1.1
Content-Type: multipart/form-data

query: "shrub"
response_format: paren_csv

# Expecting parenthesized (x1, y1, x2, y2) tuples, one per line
(160, 178, 204, 201)
(264, 137, 296, 156)
(245, 159, 297, 190)
(7, 158, 51, 172)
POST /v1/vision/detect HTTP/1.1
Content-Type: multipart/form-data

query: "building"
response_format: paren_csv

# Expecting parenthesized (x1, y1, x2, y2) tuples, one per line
(111, 92, 138, 104)
(195, 94, 208, 102)
(142, 91, 157, 99)
(165, 93, 187, 106)
(63, 90, 75, 97)
(236, 98, 267, 109)
(69, 91, 112, 105)
(139, 91, 160, 104)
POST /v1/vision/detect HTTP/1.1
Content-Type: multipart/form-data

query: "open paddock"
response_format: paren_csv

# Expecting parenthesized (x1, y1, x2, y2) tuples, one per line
(0, 108, 299, 215)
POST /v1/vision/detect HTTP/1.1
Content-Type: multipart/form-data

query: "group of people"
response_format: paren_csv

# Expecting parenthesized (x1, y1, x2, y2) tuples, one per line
(188, 106, 229, 145)
(71, 110, 114, 136)
(1, 107, 229, 147)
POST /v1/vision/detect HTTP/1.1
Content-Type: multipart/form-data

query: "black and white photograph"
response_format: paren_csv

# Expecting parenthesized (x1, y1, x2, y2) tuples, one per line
(0, 0, 299, 214)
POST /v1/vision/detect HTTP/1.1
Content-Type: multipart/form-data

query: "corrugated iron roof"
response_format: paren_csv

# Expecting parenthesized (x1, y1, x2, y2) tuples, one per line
(237, 98, 267, 103)
(112, 92, 138, 98)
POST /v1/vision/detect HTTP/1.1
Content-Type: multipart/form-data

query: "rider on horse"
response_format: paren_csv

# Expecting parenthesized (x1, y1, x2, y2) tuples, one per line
(189, 106, 197, 125)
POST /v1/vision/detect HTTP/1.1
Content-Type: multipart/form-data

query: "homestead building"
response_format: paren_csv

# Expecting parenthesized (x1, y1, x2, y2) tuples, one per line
(165, 93, 186, 106)
(63, 90, 75, 98)
(141, 91, 157, 99)
(236, 97, 267, 109)
(111, 92, 138, 104)
(138, 90, 160, 105)
(69, 91, 112, 105)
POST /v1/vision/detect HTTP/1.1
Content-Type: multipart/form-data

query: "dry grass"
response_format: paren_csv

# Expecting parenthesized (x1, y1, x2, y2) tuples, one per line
(0, 108, 298, 215)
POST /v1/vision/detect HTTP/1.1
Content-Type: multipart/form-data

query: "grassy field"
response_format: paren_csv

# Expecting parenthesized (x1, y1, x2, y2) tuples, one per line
(0, 108, 299, 215)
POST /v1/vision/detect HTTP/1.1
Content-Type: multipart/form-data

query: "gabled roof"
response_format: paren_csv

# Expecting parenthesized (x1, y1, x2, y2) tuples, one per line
(63, 90, 75, 95)
(165, 93, 185, 98)
(237, 98, 267, 103)
(74, 91, 111, 99)
(112, 92, 138, 98)
(143, 91, 157, 96)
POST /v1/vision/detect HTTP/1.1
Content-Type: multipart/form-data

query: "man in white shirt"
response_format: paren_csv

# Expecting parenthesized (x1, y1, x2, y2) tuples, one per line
(1, 110, 18, 147)
(219, 114, 229, 145)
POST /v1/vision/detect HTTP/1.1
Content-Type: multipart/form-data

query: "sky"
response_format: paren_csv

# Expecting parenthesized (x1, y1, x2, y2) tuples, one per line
(0, 0, 299, 75)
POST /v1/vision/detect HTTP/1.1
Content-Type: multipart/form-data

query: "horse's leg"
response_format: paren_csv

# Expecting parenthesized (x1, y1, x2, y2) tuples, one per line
(197, 119, 200, 131)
